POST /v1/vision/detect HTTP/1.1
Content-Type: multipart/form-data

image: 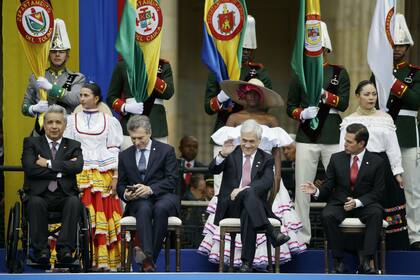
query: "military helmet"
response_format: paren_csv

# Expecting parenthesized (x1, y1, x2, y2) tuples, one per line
(394, 14, 414, 46)
(321, 21, 332, 53)
(243, 15, 257, 49)
(50, 18, 71, 51)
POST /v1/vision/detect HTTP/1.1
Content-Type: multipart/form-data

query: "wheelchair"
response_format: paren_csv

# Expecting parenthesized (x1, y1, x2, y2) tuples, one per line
(5, 189, 93, 273)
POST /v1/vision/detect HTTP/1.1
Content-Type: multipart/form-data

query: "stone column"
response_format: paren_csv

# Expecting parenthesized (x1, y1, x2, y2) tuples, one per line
(160, 0, 178, 146)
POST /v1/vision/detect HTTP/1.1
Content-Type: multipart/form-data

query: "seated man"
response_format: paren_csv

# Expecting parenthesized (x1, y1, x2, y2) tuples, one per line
(117, 115, 179, 272)
(21, 105, 84, 264)
(177, 135, 205, 196)
(210, 119, 289, 272)
(183, 173, 206, 201)
(301, 123, 385, 274)
(205, 177, 215, 201)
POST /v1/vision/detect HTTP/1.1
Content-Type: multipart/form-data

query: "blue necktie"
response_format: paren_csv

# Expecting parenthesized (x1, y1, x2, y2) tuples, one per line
(138, 149, 146, 181)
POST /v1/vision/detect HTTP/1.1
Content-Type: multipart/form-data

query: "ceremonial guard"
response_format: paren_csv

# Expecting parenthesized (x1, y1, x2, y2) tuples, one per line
(107, 58, 174, 147)
(287, 22, 350, 244)
(22, 19, 86, 136)
(387, 14, 420, 250)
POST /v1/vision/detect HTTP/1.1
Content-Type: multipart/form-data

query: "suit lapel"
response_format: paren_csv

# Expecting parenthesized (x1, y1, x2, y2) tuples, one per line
(41, 136, 53, 159)
(251, 150, 262, 180)
(145, 140, 157, 180)
(341, 153, 351, 188)
(55, 138, 68, 160)
(129, 146, 142, 178)
(233, 147, 242, 183)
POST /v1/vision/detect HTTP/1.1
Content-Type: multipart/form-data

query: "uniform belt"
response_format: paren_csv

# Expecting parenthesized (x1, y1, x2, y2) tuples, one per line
(398, 109, 418, 117)
(154, 98, 164, 105)
(329, 108, 339, 114)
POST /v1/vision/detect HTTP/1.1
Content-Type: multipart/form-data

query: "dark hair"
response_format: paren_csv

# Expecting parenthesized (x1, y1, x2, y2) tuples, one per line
(82, 81, 102, 103)
(346, 123, 369, 147)
(190, 173, 205, 189)
(355, 80, 375, 95)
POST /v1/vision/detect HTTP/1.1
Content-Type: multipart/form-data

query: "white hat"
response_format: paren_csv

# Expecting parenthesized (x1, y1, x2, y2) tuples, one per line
(321, 21, 332, 53)
(243, 15, 257, 49)
(220, 78, 284, 109)
(394, 14, 414, 46)
(50, 19, 71, 51)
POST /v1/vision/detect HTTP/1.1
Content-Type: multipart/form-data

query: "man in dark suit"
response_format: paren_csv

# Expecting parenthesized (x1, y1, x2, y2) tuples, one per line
(177, 135, 206, 196)
(301, 123, 385, 274)
(21, 104, 84, 264)
(117, 115, 179, 272)
(210, 119, 289, 272)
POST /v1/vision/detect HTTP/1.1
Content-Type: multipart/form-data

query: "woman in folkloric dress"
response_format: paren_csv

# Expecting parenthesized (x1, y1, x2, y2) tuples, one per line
(198, 79, 306, 269)
(339, 80, 409, 250)
(64, 82, 124, 271)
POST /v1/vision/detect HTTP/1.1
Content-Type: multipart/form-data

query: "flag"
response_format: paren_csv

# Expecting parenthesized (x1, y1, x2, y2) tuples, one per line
(367, 0, 396, 111)
(291, 0, 323, 129)
(116, 0, 163, 102)
(201, 0, 247, 82)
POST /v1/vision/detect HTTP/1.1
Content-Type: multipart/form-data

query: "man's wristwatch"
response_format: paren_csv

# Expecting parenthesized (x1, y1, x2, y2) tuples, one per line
(218, 151, 227, 158)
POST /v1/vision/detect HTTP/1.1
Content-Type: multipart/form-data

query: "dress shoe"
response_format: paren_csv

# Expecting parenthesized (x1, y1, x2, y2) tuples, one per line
(33, 249, 50, 265)
(57, 249, 74, 264)
(331, 259, 345, 274)
(268, 229, 290, 247)
(239, 262, 253, 272)
(359, 259, 377, 274)
(142, 255, 156, 272)
(410, 241, 420, 251)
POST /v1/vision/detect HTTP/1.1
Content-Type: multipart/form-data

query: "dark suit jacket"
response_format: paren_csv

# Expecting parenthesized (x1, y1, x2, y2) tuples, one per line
(319, 150, 385, 207)
(117, 139, 180, 214)
(21, 136, 84, 196)
(209, 146, 274, 225)
(177, 158, 206, 195)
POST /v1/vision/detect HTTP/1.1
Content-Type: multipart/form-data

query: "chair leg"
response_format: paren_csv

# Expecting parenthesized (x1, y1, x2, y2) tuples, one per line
(324, 234, 329, 273)
(127, 232, 133, 272)
(229, 233, 236, 272)
(381, 229, 386, 274)
(176, 228, 181, 272)
(219, 228, 225, 272)
(274, 246, 280, 273)
(121, 227, 126, 272)
(266, 235, 273, 272)
(165, 232, 170, 272)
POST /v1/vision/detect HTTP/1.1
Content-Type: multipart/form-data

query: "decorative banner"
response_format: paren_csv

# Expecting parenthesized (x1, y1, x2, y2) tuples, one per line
(367, 0, 396, 111)
(291, 0, 323, 129)
(16, 0, 54, 127)
(116, 0, 163, 102)
(201, 0, 247, 82)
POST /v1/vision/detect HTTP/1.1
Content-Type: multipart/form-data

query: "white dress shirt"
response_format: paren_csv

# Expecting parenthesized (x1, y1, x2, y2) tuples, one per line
(45, 136, 62, 178)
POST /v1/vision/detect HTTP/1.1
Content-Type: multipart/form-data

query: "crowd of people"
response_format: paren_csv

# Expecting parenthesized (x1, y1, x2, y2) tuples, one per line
(18, 12, 420, 274)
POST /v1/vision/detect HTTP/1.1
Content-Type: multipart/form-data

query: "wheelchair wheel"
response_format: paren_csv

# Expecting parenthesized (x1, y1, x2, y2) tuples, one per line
(6, 203, 23, 273)
(80, 206, 93, 272)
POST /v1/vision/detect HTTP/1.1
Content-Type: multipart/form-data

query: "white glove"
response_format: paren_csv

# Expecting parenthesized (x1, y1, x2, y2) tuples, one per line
(29, 100, 49, 114)
(217, 90, 230, 103)
(123, 102, 144, 115)
(36, 77, 53, 91)
(300, 106, 319, 120)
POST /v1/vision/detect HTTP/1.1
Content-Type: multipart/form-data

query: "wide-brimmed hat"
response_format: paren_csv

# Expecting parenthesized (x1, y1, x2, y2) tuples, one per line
(220, 78, 284, 109)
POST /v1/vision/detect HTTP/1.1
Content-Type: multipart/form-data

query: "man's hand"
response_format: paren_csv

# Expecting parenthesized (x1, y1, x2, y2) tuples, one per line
(36, 77, 53, 91)
(395, 174, 404, 189)
(230, 187, 244, 201)
(300, 181, 317, 195)
(344, 197, 356, 212)
(220, 139, 235, 157)
(137, 184, 153, 198)
(36, 155, 48, 167)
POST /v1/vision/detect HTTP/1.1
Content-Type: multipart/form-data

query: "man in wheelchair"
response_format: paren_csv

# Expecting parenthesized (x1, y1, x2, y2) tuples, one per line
(21, 105, 84, 265)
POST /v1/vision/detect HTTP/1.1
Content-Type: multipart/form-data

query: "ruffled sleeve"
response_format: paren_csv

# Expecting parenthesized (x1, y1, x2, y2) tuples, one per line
(63, 113, 76, 140)
(383, 118, 404, 175)
(106, 115, 124, 157)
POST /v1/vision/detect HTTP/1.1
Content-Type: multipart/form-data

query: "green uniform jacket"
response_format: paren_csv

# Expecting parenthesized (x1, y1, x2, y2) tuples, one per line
(389, 62, 420, 147)
(22, 68, 85, 116)
(204, 62, 272, 133)
(287, 63, 350, 144)
(107, 59, 174, 137)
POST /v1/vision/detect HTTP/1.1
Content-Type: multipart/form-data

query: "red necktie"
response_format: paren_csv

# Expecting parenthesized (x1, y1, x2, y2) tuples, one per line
(241, 156, 251, 188)
(350, 155, 359, 191)
(184, 162, 192, 186)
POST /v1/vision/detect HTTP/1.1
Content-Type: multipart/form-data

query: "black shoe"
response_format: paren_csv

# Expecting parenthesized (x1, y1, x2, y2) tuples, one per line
(410, 241, 420, 251)
(268, 229, 290, 247)
(33, 249, 50, 265)
(239, 262, 253, 273)
(359, 259, 377, 274)
(331, 258, 345, 274)
(142, 254, 156, 272)
(57, 248, 74, 264)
